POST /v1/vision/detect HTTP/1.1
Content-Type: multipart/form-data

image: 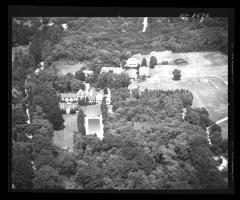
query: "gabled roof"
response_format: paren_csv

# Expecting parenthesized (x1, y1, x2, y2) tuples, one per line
(76, 89, 85, 96)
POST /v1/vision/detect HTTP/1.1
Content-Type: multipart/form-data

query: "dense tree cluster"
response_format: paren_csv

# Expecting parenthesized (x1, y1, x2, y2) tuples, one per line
(209, 124, 227, 156)
(65, 88, 227, 189)
(12, 103, 65, 189)
(25, 72, 64, 130)
(95, 72, 131, 89)
(12, 18, 40, 46)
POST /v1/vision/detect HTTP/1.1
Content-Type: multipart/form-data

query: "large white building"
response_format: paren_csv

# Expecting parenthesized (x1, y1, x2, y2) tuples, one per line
(124, 57, 140, 79)
(59, 88, 87, 113)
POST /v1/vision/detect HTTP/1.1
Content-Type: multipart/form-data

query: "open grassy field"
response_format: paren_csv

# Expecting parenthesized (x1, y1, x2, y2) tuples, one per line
(53, 114, 77, 151)
(130, 51, 228, 138)
(53, 59, 88, 75)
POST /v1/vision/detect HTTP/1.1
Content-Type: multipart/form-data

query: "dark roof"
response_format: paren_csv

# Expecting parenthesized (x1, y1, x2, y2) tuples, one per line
(60, 93, 77, 98)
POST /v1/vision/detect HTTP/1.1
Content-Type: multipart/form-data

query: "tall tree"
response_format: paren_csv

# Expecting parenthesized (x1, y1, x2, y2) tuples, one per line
(77, 109, 86, 136)
(149, 56, 158, 69)
(141, 58, 147, 67)
(172, 69, 181, 80)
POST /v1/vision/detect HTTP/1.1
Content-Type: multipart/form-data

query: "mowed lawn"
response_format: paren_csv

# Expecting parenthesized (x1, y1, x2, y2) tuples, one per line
(53, 60, 87, 75)
(53, 114, 78, 151)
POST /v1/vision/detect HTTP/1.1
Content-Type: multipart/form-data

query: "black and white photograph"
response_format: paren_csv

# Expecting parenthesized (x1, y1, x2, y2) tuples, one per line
(9, 6, 234, 192)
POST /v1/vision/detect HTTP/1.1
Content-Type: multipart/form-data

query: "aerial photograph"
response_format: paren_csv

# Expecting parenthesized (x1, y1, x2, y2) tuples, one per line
(11, 15, 229, 190)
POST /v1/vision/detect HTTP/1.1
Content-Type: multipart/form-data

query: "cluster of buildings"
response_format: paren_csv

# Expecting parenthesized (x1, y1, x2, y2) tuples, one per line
(100, 57, 150, 80)
(59, 57, 152, 113)
(59, 83, 105, 114)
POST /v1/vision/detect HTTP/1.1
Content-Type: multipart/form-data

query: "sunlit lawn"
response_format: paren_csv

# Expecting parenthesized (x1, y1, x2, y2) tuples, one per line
(53, 114, 77, 150)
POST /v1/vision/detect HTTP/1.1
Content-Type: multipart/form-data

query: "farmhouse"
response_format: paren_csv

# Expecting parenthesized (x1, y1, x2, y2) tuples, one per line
(124, 57, 140, 79)
(59, 88, 87, 113)
(59, 93, 78, 114)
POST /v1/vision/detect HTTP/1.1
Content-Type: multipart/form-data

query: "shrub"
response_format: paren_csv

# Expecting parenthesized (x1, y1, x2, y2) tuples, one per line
(150, 56, 158, 69)
(141, 58, 147, 67)
(60, 109, 66, 114)
(70, 109, 76, 114)
(172, 69, 181, 81)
